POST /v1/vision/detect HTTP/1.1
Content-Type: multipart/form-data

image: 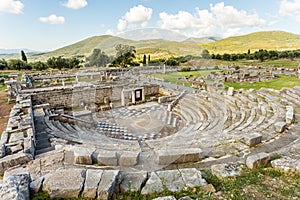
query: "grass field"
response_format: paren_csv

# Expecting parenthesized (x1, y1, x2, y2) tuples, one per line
(225, 75, 300, 90)
(153, 70, 220, 85)
(152, 71, 300, 90)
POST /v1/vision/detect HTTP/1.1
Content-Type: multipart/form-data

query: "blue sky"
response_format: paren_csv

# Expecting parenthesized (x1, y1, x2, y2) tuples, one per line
(1, 0, 300, 51)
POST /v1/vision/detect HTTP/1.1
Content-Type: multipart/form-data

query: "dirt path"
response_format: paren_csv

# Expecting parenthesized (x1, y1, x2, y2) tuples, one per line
(0, 90, 14, 134)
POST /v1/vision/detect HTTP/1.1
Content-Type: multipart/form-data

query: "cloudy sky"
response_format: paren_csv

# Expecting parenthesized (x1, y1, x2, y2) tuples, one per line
(1, 0, 300, 51)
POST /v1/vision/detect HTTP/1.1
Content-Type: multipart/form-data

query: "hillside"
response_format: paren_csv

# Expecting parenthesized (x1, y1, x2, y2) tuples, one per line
(201, 31, 300, 54)
(36, 35, 205, 61)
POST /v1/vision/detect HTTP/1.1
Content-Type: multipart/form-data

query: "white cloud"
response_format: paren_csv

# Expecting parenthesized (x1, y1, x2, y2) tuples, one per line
(63, 0, 87, 10)
(279, 0, 300, 15)
(158, 2, 265, 38)
(117, 19, 127, 31)
(0, 0, 24, 14)
(39, 14, 65, 25)
(117, 5, 152, 31)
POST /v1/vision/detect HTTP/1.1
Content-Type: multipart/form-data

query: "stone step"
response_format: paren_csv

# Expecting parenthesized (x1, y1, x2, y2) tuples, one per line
(35, 146, 55, 155)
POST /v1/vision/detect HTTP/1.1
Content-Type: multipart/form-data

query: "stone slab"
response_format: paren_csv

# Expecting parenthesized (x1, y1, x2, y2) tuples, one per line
(156, 169, 184, 192)
(246, 152, 270, 169)
(179, 168, 207, 187)
(243, 132, 262, 147)
(74, 147, 94, 165)
(211, 163, 242, 178)
(42, 168, 86, 198)
(97, 170, 120, 200)
(82, 169, 103, 199)
(156, 148, 202, 165)
(274, 121, 286, 133)
(271, 157, 300, 172)
(141, 172, 163, 195)
(97, 150, 118, 166)
(119, 151, 140, 166)
(120, 171, 148, 192)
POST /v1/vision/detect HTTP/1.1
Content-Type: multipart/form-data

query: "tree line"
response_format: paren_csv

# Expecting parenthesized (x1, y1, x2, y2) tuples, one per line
(210, 49, 300, 62)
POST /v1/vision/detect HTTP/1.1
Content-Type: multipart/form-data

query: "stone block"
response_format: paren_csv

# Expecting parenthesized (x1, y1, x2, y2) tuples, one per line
(274, 121, 286, 133)
(246, 152, 270, 169)
(179, 168, 207, 187)
(42, 168, 86, 198)
(153, 196, 177, 200)
(0, 172, 31, 200)
(30, 176, 44, 193)
(74, 147, 94, 165)
(211, 163, 241, 178)
(141, 172, 163, 195)
(82, 169, 103, 199)
(97, 170, 120, 200)
(243, 132, 262, 147)
(119, 151, 139, 166)
(286, 106, 294, 124)
(0, 153, 33, 175)
(97, 151, 118, 166)
(227, 87, 234, 96)
(120, 171, 148, 192)
(156, 170, 185, 192)
(156, 148, 202, 165)
(271, 157, 300, 172)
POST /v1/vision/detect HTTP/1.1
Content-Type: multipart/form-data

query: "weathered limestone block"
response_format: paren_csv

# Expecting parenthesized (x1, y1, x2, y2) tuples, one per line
(82, 169, 103, 199)
(286, 106, 294, 124)
(97, 170, 120, 200)
(243, 132, 262, 147)
(274, 121, 287, 133)
(156, 170, 185, 192)
(156, 148, 202, 165)
(119, 171, 148, 192)
(152, 196, 177, 200)
(42, 168, 86, 198)
(246, 152, 270, 169)
(271, 157, 300, 172)
(290, 143, 300, 155)
(0, 172, 31, 200)
(8, 132, 24, 144)
(0, 153, 33, 175)
(179, 168, 207, 187)
(74, 147, 94, 165)
(211, 163, 242, 178)
(227, 87, 234, 96)
(97, 150, 118, 166)
(23, 137, 35, 156)
(9, 143, 24, 154)
(119, 151, 139, 166)
(30, 176, 44, 193)
(141, 172, 163, 195)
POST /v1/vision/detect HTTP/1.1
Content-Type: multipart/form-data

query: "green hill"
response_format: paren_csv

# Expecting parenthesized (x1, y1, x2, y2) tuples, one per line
(201, 31, 300, 54)
(36, 35, 205, 61)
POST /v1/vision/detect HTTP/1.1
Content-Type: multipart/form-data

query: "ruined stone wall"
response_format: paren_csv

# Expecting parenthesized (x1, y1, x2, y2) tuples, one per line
(31, 84, 159, 108)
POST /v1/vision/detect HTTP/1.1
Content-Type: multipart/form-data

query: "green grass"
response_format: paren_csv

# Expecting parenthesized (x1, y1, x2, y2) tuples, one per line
(213, 58, 300, 68)
(152, 70, 221, 86)
(225, 75, 300, 90)
(201, 31, 300, 54)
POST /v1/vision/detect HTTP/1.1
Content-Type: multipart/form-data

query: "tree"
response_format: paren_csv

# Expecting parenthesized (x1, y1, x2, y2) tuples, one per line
(0, 59, 7, 70)
(113, 44, 136, 67)
(148, 55, 150, 64)
(87, 49, 110, 67)
(31, 61, 47, 71)
(201, 49, 210, 59)
(21, 50, 27, 63)
(8, 59, 27, 70)
(142, 54, 146, 65)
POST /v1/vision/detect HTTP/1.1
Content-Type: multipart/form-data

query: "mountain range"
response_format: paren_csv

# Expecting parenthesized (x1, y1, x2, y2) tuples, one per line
(1, 30, 300, 61)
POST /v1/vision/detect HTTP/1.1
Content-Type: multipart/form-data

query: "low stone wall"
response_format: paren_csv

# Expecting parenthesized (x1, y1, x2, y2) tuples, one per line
(28, 84, 159, 109)
(0, 94, 35, 174)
